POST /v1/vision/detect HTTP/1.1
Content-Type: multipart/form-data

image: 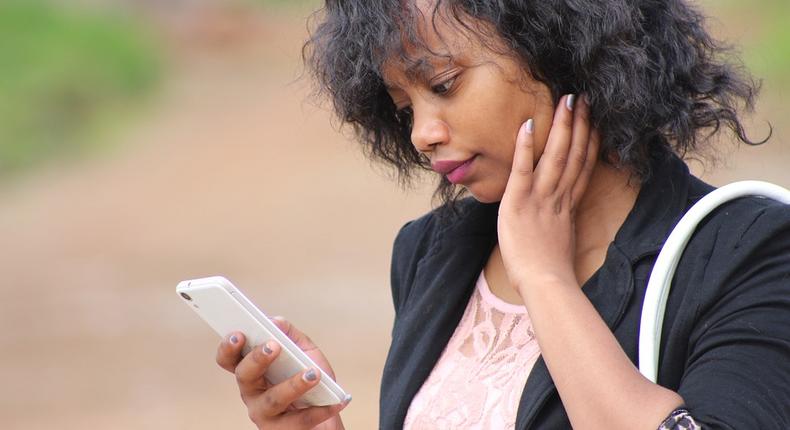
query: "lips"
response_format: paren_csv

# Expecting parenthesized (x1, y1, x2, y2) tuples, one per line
(432, 156, 476, 184)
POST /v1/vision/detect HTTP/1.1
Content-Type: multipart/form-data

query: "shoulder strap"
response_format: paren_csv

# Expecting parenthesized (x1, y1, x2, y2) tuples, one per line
(638, 180, 790, 383)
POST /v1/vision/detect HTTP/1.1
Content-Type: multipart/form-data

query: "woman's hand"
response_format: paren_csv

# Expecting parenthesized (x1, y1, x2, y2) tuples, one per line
(497, 94, 599, 293)
(215, 317, 349, 430)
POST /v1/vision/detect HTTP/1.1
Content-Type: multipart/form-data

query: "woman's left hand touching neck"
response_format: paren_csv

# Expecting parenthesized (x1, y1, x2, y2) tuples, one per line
(497, 94, 683, 430)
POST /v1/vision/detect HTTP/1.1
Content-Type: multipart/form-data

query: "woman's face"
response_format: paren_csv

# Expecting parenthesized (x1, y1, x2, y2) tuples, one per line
(381, 11, 556, 203)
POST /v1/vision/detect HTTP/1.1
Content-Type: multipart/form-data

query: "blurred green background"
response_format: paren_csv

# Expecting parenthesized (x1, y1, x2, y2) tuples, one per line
(0, 1, 787, 429)
(0, 0, 160, 174)
(1, 0, 788, 178)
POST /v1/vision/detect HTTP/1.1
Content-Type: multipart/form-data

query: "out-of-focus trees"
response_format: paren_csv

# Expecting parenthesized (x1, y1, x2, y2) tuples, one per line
(0, 0, 161, 176)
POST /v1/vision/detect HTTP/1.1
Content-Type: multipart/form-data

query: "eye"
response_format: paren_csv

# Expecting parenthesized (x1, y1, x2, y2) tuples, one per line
(395, 106, 413, 125)
(431, 76, 457, 95)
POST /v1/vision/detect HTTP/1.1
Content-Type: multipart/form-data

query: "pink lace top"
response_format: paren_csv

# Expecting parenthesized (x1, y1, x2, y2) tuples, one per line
(403, 271, 542, 429)
(401, 272, 703, 429)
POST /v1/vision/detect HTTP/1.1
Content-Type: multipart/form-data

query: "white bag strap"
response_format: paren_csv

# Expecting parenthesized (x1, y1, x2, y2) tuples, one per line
(638, 180, 790, 383)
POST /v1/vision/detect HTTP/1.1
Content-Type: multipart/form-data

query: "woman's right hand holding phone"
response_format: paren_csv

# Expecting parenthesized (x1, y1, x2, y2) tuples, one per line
(215, 317, 349, 429)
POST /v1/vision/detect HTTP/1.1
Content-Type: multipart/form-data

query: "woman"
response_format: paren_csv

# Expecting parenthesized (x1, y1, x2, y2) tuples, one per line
(215, 0, 790, 428)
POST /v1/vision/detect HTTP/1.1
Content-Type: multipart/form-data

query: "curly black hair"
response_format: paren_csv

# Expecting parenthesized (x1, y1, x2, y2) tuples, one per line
(304, 0, 765, 205)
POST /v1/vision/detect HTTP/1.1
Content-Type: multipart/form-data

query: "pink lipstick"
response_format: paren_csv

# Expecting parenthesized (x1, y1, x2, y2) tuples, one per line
(432, 156, 476, 184)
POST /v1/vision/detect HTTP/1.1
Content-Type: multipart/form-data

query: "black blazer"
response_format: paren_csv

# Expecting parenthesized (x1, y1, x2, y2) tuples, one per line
(380, 155, 790, 429)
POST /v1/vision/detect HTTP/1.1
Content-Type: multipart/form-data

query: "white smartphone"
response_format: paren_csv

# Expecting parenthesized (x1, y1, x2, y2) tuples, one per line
(176, 276, 350, 407)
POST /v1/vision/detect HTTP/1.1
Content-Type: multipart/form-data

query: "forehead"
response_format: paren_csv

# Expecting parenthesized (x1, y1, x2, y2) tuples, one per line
(379, 4, 477, 88)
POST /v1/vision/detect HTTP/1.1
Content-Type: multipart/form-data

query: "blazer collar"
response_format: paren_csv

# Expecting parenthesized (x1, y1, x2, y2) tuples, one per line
(613, 154, 692, 261)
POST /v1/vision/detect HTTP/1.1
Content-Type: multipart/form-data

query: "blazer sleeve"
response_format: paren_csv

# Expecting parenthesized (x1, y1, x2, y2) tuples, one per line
(678, 204, 790, 429)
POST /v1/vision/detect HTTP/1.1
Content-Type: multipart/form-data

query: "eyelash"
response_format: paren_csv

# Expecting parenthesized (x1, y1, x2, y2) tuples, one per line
(395, 74, 459, 116)
(430, 76, 458, 95)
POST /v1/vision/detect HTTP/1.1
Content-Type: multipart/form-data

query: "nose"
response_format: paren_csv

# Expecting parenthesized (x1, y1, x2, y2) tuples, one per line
(410, 105, 449, 154)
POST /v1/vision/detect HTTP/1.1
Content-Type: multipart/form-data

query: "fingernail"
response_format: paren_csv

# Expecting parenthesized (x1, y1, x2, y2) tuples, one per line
(525, 118, 534, 134)
(342, 394, 352, 406)
(229, 335, 239, 345)
(565, 94, 576, 111)
(303, 369, 317, 382)
(262, 341, 273, 355)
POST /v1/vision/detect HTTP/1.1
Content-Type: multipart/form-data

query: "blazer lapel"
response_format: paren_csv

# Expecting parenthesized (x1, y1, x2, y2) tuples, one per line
(515, 241, 636, 429)
(381, 201, 498, 429)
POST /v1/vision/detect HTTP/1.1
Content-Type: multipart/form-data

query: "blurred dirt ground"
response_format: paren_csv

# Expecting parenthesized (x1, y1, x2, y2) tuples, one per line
(0, 3, 787, 430)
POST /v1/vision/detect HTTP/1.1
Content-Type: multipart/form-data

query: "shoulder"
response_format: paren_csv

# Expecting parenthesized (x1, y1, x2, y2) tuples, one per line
(680, 179, 790, 307)
(689, 178, 790, 253)
(392, 209, 438, 256)
(389, 198, 497, 314)
(392, 197, 484, 258)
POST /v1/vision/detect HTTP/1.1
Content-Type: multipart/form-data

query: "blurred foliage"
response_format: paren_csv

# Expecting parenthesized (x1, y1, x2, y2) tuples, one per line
(0, 0, 161, 175)
(0, 0, 784, 177)
(741, 3, 790, 84)
(255, 0, 319, 7)
(703, 0, 790, 85)
(247, 0, 321, 12)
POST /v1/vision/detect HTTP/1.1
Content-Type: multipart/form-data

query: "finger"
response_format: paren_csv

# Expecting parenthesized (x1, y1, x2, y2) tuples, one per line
(271, 316, 319, 353)
(504, 119, 535, 197)
(571, 127, 600, 205)
(249, 367, 324, 418)
(534, 94, 576, 193)
(557, 94, 592, 192)
(235, 340, 281, 398)
(273, 401, 351, 429)
(216, 332, 246, 373)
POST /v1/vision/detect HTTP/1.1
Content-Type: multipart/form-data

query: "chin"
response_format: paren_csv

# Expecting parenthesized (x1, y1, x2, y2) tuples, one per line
(466, 186, 505, 204)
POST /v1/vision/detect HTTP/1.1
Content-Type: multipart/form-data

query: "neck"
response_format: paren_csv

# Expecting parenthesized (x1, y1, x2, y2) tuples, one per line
(574, 161, 640, 257)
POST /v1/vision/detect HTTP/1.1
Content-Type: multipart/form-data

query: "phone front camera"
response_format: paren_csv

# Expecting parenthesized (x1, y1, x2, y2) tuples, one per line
(180, 292, 193, 301)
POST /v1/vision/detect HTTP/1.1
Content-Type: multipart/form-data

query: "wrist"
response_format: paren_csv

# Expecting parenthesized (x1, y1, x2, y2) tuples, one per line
(514, 272, 579, 298)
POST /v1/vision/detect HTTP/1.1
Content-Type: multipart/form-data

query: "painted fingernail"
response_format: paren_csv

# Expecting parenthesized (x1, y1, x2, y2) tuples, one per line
(303, 369, 317, 382)
(342, 394, 353, 406)
(525, 119, 534, 134)
(565, 94, 576, 111)
(262, 341, 273, 355)
(229, 335, 239, 345)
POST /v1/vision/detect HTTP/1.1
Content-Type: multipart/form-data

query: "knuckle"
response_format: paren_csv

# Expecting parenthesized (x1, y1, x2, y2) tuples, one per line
(553, 155, 568, 168)
(251, 346, 265, 363)
(235, 368, 252, 386)
(289, 374, 306, 392)
(262, 390, 284, 413)
(515, 166, 532, 175)
(579, 108, 591, 123)
(299, 411, 319, 427)
(554, 110, 573, 127)
(570, 150, 587, 166)
(577, 101, 591, 120)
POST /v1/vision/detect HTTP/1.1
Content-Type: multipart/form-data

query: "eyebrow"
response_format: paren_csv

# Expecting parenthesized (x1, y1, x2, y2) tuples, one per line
(383, 55, 443, 90)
